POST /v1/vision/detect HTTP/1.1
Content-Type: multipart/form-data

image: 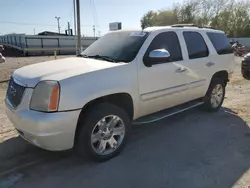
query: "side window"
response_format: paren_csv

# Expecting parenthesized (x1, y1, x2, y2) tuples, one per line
(207, 32, 233, 55)
(183, 32, 209, 59)
(143, 32, 183, 65)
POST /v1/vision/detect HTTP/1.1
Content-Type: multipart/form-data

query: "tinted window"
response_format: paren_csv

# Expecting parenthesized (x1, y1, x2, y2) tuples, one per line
(144, 32, 182, 64)
(82, 31, 149, 63)
(183, 32, 209, 59)
(207, 32, 233, 55)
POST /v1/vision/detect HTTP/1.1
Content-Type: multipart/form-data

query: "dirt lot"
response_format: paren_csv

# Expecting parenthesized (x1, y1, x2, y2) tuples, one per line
(0, 56, 250, 188)
(0, 56, 73, 142)
(0, 56, 73, 82)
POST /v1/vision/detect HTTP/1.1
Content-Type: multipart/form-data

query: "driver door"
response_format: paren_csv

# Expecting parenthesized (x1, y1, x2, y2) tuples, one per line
(137, 31, 191, 117)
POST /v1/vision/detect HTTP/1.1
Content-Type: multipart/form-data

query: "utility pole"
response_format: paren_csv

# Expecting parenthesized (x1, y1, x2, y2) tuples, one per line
(67, 22, 71, 35)
(93, 25, 96, 37)
(33, 29, 36, 35)
(73, 0, 77, 36)
(76, 0, 81, 55)
(55, 16, 61, 33)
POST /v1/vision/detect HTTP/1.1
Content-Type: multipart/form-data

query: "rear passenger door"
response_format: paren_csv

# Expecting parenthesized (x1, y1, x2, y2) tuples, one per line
(179, 31, 212, 100)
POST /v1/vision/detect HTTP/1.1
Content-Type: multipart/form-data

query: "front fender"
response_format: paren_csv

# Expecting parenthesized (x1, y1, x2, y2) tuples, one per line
(58, 63, 140, 118)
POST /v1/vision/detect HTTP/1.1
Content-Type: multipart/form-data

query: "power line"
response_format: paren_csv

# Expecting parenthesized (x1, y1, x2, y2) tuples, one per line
(89, 0, 100, 35)
(0, 20, 100, 28)
(92, 0, 99, 26)
(89, 0, 96, 25)
(0, 21, 57, 27)
(92, 0, 100, 36)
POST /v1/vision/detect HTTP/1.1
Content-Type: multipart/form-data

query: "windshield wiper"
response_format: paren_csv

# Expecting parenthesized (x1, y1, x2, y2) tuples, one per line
(88, 55, 117, 63)
(77, 54, 88, 58)
(78, 54, 121, 63)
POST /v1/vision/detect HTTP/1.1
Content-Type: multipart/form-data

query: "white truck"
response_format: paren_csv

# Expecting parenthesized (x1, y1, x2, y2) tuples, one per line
(5, 25, 235, 161)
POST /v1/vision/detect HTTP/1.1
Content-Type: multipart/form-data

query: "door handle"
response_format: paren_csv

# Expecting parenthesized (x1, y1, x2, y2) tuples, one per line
(206, 62, 215, 67)
(176, 67, 187, 73)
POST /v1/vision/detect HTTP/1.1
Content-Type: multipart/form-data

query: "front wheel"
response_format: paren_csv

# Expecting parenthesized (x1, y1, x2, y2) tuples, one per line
(76, 103, 130, 162)
(203, 79, 226, 112)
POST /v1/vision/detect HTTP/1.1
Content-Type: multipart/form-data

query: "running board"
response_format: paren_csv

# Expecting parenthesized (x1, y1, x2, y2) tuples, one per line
(133, 99, 204, 125)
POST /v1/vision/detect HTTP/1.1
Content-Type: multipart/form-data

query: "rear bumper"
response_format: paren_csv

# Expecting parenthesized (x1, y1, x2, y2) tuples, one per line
(5, 98, 81, 151)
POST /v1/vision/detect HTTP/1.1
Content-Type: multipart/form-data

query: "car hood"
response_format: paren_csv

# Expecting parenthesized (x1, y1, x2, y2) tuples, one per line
(13, 57, 124, 87)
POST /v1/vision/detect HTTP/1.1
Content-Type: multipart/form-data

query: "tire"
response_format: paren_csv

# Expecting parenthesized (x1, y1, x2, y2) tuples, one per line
(76, 103, 131, 162)
(203, 78, 226, 112)
(242, 68, 250, 80)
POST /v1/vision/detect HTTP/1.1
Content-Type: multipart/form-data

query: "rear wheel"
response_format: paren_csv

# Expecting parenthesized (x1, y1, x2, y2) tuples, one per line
(76, 103, 130, 162)
(203, 79, 226, 112)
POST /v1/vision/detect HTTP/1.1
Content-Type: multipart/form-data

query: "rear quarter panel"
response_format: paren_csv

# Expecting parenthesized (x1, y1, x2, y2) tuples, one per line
(202, 31, 236, 84)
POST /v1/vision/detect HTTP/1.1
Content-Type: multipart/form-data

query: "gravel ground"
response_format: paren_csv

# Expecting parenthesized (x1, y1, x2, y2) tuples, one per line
(0, 56, 250, 188)
(0, 56, 74, 161)
(0, 55, 73, 82)
(224, 59, 250, 124)
(0, 56, 73, 143)
(0, 83, 15, 142)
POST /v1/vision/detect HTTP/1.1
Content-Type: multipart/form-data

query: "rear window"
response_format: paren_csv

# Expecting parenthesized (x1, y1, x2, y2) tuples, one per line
(207, 33, 233, 55)
(183, 32, 209, 59)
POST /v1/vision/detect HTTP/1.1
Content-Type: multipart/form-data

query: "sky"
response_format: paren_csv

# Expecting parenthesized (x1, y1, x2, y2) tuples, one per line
(1, 0, 183, 36)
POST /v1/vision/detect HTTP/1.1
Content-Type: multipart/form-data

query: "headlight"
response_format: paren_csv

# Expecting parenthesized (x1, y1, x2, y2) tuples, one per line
(30, 81, 60, 112)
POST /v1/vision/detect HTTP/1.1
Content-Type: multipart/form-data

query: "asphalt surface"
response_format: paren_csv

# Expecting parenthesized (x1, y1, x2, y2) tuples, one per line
(1, 108, 250, 188)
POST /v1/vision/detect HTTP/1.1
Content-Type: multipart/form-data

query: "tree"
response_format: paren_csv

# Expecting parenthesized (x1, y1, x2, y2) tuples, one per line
(140, 11, 157, 29)
(178, 1, 199, 23)
(155, 10, 177, 25)
(210, 0, 250, 37)
(140, 0, 250, 37)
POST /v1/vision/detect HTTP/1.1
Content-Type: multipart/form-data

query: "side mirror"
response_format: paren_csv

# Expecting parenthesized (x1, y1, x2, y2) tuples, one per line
(149, 49, 170, 59)
(144, 49, 171, 67)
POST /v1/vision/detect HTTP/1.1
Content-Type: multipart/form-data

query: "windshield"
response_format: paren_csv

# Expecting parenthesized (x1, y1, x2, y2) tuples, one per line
(82, 31, 149, 63)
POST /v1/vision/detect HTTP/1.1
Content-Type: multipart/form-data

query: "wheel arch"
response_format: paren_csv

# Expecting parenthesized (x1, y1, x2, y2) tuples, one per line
(74, 93, 134, 145)
(210, 70, 229, 86)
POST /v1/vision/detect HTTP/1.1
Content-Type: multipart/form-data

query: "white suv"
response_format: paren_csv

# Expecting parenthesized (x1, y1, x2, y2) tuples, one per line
(5, 25, 235, 161)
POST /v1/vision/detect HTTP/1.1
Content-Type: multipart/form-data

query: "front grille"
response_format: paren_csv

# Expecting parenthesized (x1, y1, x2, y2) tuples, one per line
(6, 78, 26, 108)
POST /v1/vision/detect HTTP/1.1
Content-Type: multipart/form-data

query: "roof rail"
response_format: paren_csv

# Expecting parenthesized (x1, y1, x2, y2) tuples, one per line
(171, 24, 198, 27)
(198, 26, 215, 29)
(171, 24, 215, 29)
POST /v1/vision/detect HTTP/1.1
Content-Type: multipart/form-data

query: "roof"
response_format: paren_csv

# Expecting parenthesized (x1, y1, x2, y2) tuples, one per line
(107, 24, 224, 35)
(38, 31, 68, 36)
(144, 25, 224, 33)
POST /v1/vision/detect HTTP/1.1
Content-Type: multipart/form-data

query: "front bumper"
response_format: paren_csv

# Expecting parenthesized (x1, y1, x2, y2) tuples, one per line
(5, 90, 81, 151)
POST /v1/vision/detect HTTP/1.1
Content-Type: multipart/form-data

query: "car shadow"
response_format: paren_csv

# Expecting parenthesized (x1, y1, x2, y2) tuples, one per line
(1, 107, 250, 188)
(124, 107, 250, 188)
(0, 136, 72, 175)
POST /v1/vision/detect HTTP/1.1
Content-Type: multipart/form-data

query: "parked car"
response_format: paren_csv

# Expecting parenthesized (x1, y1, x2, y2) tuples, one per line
(0, 53, 5, 63)
(5, 25, 235, 161)
(242, 53, 250, 80)
(0, 45, 5, 63)
(232, 42, 245, 56)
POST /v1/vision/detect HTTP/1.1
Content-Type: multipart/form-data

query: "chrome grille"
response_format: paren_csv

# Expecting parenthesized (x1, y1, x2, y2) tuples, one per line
(6, 78, 26, 108)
